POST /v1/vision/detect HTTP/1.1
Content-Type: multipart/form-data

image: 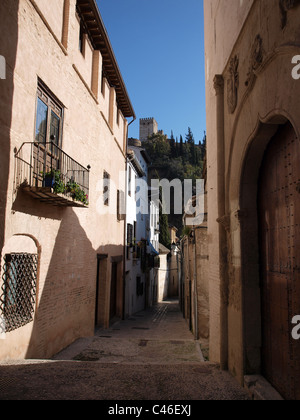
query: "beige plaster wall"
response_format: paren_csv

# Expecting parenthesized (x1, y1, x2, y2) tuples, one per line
(168, 252, 179, 298)
(204, 0, 255, 368)
(158, 254, 169, 302)
(204, 0, 300, 384)
(0, 0, 129, 360)
(181, 227, 209, 340)
(195, 227, 209, 339)
(34, 0, 64, 42)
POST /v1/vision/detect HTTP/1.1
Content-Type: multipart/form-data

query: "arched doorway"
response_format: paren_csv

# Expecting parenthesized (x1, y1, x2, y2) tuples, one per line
(258, 122, 300, 400)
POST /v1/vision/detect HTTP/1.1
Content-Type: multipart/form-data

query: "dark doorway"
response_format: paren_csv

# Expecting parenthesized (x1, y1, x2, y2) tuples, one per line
(110, 262, 118, 320)
(258, 122, 300, 400)
(95, 254, 108, 328)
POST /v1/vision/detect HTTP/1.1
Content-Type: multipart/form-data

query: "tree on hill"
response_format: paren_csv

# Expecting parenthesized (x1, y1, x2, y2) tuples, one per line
(170, 131, 177, 159)
(198, 131, 207, 161)
(179, 135, 184, 158)
(142, 127, 206, 234)
(184, 127, 196, 165)
(160, 210, 171, 249)
(143, 133, 170, 162)
(185, 127, 195, 144)
(159, 187, 171, 249)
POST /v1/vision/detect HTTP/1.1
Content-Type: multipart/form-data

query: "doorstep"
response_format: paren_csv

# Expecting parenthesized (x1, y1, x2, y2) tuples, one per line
(244, 375, 284, 401)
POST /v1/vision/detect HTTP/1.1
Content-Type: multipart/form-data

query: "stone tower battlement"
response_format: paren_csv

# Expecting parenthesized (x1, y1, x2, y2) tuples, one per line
(139, 117, 158, 142)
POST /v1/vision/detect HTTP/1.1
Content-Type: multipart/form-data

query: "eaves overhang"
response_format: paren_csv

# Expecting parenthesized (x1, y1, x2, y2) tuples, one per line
(76, 0, 135, 119)
(127, 150, 145, 178)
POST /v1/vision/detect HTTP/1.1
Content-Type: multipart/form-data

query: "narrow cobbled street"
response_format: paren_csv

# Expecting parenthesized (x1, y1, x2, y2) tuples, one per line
(0, 301, 249, 400)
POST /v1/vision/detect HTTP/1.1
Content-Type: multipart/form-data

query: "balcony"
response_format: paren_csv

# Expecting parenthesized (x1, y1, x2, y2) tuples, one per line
(15, 142, 90, 208)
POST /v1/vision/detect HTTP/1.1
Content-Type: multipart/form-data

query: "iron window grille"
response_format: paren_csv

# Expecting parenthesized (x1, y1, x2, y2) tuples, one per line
(0, 253, 38, 333)
(103, 171, 110, 206)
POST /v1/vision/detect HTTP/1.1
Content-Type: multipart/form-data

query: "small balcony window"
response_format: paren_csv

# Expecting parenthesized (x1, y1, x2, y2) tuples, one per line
(14, 81, 90, 208)
(35, 82, 63, 147)
(79, 20, 86, 57)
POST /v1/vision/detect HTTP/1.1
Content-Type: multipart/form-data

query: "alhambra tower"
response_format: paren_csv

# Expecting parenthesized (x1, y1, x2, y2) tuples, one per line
(139, 117, 158, 142)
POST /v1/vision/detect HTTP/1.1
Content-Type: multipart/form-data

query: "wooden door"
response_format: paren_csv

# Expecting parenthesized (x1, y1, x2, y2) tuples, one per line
(258, 122, 300, 400)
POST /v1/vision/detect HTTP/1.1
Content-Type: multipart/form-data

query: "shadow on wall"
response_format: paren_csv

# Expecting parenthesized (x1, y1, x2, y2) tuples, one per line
(0, 0, 19, 260)
(26, 209, 96, 359)
(158, 257, 170, 302)
(0, 1, 125, 360)
(162, 268, 169, 301)
(12, 189, 65, 221)
(25, 208, 124, 359)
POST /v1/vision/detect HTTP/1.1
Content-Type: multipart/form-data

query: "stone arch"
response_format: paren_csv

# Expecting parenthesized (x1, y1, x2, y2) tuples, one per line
(223, 43, 300, 381)
(1, 234, 41, 311)
(234, 111, 299, 384)
(226, 44, 300, 206)
(2, 234, 41, 256)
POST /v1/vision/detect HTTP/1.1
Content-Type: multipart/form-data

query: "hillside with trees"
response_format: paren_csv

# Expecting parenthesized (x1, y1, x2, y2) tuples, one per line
(137, 128, 206, 244)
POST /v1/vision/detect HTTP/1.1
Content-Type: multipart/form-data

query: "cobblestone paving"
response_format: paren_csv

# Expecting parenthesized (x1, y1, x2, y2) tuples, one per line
(54, 300, 203, 364)
(0, 301, 250, 400)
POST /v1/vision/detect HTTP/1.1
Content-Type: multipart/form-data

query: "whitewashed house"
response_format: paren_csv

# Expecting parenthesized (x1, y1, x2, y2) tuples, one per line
(124, 139, 157, 317)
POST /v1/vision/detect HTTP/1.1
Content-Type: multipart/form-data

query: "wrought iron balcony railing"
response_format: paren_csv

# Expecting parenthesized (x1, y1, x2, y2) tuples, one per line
(15, 142, 90, 207)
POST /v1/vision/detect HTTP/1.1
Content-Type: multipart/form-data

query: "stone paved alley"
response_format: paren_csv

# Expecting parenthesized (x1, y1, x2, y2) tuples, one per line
(0, 301, 249, 400)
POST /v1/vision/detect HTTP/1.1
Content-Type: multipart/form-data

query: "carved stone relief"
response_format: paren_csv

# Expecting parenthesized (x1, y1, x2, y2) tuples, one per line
(234, 209, 248, 224)
(227, 55, 239, 114)
(245, 35, 264, 87)
(280, 0, 300, 29)
(216, 214, 230, 232)
(213, 74, 224, 96)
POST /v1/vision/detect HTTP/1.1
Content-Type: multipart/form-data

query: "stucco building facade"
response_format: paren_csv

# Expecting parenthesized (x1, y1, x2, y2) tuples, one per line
(0, 0, 135, 360)
(125, 139, 160, 316)
(157, 243, 170, 302)
(204, 0, 300, 399)
(125, 142, 148, 317)
(181, 193, 209, 341)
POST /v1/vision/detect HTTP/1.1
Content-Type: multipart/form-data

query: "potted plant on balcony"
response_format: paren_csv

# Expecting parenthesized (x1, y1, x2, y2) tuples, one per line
(43, 171, 55, 188)
(66, 180, 89, 205)
(42, 170, 66, 194)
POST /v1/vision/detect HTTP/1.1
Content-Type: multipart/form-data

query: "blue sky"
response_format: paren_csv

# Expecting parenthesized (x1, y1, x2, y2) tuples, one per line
(98, 0, 206, 143)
